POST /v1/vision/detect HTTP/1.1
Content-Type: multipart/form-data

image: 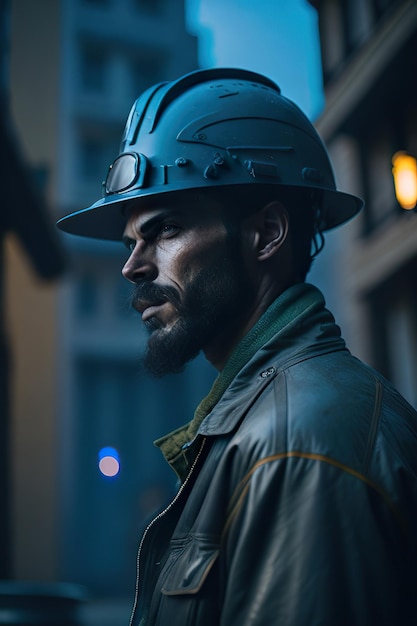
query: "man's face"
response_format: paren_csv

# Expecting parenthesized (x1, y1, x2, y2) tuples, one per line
(122, 198, 251, 376)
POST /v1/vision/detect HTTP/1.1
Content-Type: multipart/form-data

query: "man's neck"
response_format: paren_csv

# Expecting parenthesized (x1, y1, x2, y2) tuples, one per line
(204, 280, 291, 371)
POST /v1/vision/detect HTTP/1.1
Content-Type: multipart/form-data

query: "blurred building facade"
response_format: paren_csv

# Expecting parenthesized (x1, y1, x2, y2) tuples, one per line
(309, 0, 417, 409)
(3, 0, 66, 585)
(8, 0, 215, 604)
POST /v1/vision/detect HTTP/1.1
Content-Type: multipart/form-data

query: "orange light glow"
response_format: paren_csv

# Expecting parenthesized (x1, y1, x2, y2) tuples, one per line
(392, 151, 417, 210)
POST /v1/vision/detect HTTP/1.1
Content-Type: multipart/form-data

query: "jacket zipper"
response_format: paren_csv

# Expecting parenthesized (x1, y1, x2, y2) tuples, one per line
(129, 436, 207, 626)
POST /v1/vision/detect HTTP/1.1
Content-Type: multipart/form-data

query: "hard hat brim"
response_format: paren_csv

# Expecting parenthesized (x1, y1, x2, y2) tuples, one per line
(56, 184, 363, 241)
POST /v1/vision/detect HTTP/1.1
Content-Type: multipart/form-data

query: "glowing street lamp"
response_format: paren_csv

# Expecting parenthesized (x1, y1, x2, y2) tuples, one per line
(392, 151, 417, 210)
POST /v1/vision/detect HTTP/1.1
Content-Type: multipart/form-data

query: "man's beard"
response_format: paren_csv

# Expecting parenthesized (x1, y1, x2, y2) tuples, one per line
(129, 244, 251, 377)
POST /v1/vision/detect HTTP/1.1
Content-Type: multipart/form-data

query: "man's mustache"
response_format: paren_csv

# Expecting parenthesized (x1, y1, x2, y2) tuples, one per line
(129, 282, 182, 312)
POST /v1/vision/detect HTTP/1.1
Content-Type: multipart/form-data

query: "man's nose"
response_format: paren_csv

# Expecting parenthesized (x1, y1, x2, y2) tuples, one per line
(122, 243, 157, 284)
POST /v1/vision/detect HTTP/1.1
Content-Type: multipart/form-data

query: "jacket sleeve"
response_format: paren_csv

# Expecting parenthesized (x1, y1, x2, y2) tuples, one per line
(219, 453, 413, 626)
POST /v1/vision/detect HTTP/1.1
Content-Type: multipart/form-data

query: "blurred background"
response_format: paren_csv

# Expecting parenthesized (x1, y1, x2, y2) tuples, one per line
(1, 0, 416, 623)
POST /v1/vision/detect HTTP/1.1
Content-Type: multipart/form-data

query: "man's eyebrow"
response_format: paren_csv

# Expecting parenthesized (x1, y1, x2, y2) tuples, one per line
(138, 210, 179, 237)
(122, 209, 182, 247)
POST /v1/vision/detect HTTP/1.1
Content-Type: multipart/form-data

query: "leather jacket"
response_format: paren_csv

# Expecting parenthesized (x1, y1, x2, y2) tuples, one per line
(130, 284, 417, 626)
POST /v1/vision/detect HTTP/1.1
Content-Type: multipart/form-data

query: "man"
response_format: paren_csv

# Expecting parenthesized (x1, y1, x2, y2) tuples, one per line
(57, 68, 417, 625)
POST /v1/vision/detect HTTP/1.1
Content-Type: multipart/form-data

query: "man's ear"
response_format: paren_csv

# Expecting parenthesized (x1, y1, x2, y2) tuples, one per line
(255, 201, 289, 261)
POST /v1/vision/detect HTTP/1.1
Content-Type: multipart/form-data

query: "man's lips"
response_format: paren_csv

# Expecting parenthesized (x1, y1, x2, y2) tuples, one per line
(141, 303, 165, 322)
(133, 299, 169, 321)
(130, 283, 181, 320)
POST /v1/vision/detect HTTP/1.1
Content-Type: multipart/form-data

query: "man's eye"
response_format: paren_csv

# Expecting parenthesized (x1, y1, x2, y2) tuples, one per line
(159, 224, 179, 237)
(128, 241, 136, 253)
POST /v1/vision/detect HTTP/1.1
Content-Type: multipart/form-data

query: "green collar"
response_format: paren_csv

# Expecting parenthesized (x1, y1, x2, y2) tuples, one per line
(154, 283, 323, 479)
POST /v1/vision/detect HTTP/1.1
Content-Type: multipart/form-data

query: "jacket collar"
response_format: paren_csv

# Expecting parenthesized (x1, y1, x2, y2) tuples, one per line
(155, 283, 345, 479)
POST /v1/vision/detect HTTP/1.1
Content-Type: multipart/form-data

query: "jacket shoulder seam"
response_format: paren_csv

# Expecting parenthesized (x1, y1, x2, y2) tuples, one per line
(222, 450, 408, 541)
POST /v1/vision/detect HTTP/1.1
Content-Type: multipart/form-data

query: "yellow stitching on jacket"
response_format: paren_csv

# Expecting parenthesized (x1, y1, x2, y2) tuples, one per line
(222, 451, 408, 541)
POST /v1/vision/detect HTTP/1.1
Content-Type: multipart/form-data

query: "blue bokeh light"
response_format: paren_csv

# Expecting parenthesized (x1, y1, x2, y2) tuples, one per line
(98, 446, 120, 478)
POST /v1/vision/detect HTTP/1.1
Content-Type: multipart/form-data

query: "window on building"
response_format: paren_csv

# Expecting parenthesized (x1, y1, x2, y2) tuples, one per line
(319, 0, 346, 82)
(116, 272, 136, 319)
(406, 106, 417, 157)
(372, 0, 402, 21)
(386, 292, 417, 409)
(78, 126, 120, 186)
(369, 258, 417, 409)
(343, 0, 374, 53)
(76, 273, 99, 318)
(83, 0, 110, 5)
(129, 53, 163, 101)
(79, 136, 105, 181)
(80, 43, 108, 92)
(72, 251, 138, 329)
(134, 0, 163, 13)
(361, 129, 397, 233)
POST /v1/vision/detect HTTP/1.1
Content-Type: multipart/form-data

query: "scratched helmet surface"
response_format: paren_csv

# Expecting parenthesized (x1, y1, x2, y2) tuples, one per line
(57, 67, 363, 240)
